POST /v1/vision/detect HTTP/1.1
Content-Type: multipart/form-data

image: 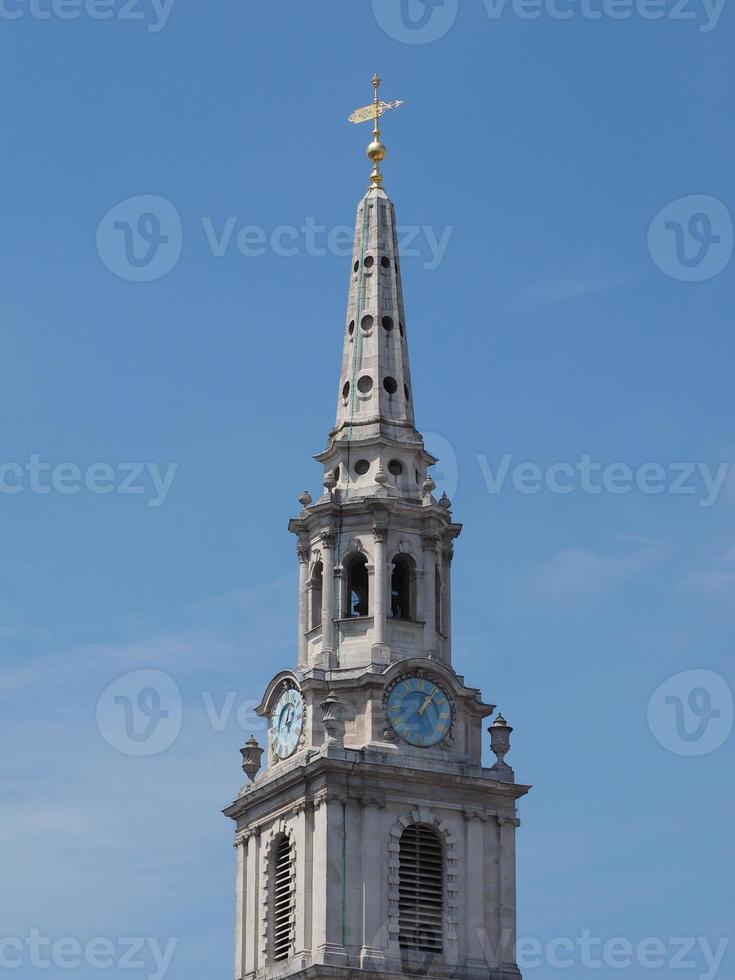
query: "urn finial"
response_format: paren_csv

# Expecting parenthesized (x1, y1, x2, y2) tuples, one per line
(320, 691, 345, 748)
(240, 735, 264, 783)
(489, 713, 514, 778)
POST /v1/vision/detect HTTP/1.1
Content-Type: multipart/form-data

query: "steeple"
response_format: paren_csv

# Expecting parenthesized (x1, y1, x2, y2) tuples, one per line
(226, 80, 530, 980)
(316, 78, 433, 503)
(290, 80, 462, 671)
(316, 184, 434, 502)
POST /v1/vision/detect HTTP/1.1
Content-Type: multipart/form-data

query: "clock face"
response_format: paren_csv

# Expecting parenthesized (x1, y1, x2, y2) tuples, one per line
(271, 687, 304, 759)
(386, 675, 452, 747)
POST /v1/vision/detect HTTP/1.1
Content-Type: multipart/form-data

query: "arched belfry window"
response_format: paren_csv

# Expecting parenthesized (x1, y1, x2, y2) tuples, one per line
(398, 823, 444, 954)
(344, 553, 369, 617)
(271, 834, 295, 962)
(391, 554, 415, 620)
(310, 561, 323, 629)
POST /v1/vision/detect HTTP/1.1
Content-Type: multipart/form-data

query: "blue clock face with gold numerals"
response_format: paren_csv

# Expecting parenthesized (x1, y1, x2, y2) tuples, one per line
(386, 675, 452, 747)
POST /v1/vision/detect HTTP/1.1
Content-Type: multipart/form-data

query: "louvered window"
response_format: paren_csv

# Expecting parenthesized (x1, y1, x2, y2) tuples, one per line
(272, 835, 294, 961)
(398, 824, 444, 954)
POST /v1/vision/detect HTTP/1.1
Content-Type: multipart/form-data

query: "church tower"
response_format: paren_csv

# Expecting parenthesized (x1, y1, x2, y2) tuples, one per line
(224, 77, 530, 980)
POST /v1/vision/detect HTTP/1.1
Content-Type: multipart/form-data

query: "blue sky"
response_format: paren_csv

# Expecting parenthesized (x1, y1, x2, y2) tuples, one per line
(1, 1, 734, 978)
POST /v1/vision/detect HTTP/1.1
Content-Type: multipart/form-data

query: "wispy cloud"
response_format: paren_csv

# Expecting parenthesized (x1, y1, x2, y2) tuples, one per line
(679, 545, 735, 595)
(0, 577, 294, 945)
(525, 542, 660, 607)
(518, 265, 641, 310)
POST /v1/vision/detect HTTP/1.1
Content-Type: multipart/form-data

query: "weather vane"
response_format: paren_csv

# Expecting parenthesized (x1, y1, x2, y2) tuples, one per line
(348, 74, 404, 189)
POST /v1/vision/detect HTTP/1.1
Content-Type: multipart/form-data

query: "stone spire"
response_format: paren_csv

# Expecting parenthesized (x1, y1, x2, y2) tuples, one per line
(315, 185, 434, 502)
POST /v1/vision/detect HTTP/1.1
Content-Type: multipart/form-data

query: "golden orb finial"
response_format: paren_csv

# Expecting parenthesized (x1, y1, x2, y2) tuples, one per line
(347, 74, 404, 191)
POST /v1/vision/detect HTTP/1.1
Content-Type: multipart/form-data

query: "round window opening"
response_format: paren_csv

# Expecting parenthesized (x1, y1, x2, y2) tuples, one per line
(354, 459, 370, 476)
(353, 260, 359, 273)
(357, 375, 373, 394)
(361, 314, 374, 332)
(381, 256, 391, 269)
(364, 256, 375, 269)
(342, 381, 350, 399)
(382, 316, 394, 332)
(388, 459, 403, 477)
(383, 377, 398, 395)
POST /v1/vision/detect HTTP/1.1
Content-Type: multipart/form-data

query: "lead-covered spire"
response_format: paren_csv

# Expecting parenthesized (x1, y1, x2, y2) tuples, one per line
(335, 185, 416, 440)
(315, 78, 435, 502)
(315, 184, 435, 501)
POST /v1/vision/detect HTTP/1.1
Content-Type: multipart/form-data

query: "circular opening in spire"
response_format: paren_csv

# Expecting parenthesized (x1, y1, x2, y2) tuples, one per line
(364, 256, 375, 270)
(381, 256, 391, 269)
(361, 315, 374, 332)
(383, 377, 398, 395)
(404, 384, 410, 401)
(399, 322, 405, 337)
(353, 260, 359, 273)
(388, 459, 403, 477)
(342, 381, 350, 400)
(357, 375, 373, 394)
(382, 316, 394, 332)
(415, 469, 420, 485)
(348, 320, 355, 336)
(354, 459, 370, 476)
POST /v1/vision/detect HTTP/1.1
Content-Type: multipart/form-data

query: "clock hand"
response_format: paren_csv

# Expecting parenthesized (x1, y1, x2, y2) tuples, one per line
(417, 690, 436, 716)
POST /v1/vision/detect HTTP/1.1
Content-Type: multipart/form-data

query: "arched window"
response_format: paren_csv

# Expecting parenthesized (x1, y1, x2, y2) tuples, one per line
(391, 554, 415, 620)
(398, 823, 443, 954)
(271, 835, 295, 961)
(344, 553, 369, 617)
(310, 561, 323, 629)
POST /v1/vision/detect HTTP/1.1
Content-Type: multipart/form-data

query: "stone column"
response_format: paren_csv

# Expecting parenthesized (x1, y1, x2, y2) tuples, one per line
(243, 828, 260, 976)
(297, 540, 310, 669)
(234, 837, 247, 979)
(359, 799, 385, 969)
(464, 812, 486, 967)
(293, 803, 312, 957)
(422, 534, 438, 657)
(442, 545, 454, 664)
(371, 521, 389, 661)
(320, 529, 336, 663)
(312, 793, 348, 966)
(498, 815, 519, 970)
